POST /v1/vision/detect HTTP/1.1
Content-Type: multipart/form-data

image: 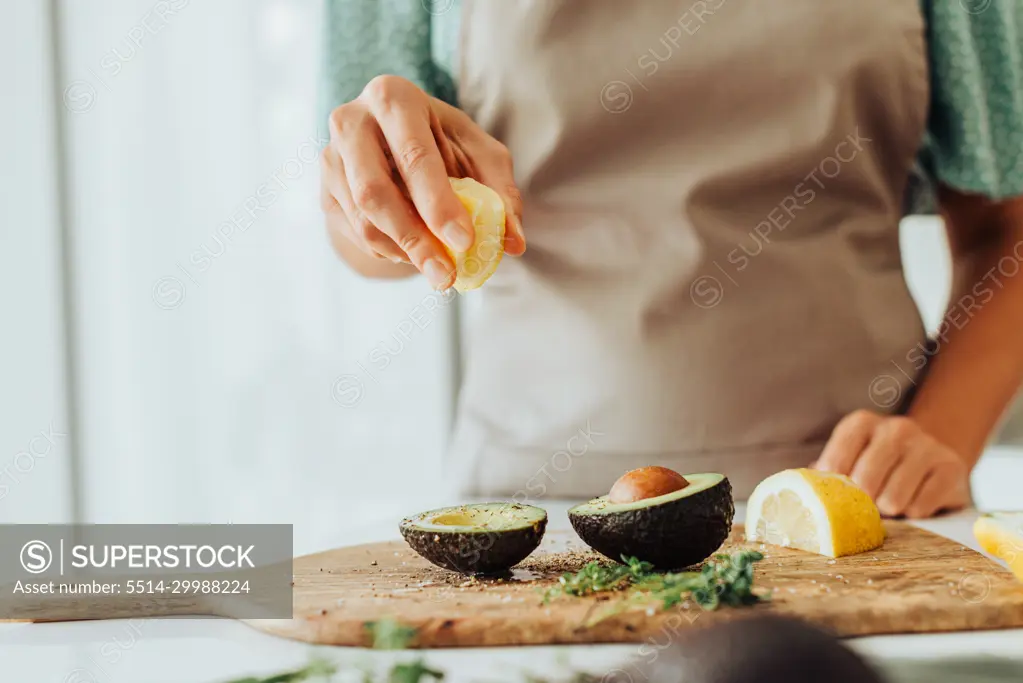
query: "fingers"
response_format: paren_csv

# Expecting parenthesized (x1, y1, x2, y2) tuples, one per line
(818, 410, 971, 519)
(325, 75, 527, 291)
(332, 98, 455, 289)
(849, 417, 912, 499)
(467, 134, 526, 255)
(321, 145, 406, 263)
(430, 109, 466, 179)
(423, 96, 527, 256)
(482, 168, 527, 256)
(817, 410, 883, 475)
(904, 464, 970, 518)
(902, 470, 945, 519)
(876, 444, 929, 517)
(365, 77, 476, 254)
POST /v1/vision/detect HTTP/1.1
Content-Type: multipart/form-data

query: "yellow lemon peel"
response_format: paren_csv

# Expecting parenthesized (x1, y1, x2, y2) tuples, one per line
(745, 468, 886, 558)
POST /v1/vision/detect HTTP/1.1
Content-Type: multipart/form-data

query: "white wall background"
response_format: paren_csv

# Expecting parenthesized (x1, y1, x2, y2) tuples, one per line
(0, 0, 74, 524)
(7, 0, 460, 554)
(2, 2, 1017, 551)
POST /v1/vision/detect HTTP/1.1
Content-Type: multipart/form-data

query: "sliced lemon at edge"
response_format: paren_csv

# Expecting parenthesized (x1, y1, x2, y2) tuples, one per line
(446, 177, 506, 292)
(745, 468, 885, 558)
(974, 512, 1023, 582)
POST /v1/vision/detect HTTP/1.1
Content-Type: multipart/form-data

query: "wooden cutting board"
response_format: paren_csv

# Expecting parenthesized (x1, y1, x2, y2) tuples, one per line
(245, 522, 1023, 648)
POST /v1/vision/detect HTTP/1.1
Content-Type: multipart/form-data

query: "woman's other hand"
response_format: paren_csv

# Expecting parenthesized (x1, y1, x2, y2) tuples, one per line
(814, 410, 971, 518)
(320, 75, 526, 289)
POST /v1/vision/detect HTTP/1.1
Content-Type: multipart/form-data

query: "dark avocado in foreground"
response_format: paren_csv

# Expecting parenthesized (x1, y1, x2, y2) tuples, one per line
(643, 615, 884, 683)
(569, 472, 733, 569)
(400, 502, 547, 575)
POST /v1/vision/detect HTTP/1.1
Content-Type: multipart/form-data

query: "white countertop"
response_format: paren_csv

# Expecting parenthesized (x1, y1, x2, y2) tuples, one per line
(1, 499, 1021, 683)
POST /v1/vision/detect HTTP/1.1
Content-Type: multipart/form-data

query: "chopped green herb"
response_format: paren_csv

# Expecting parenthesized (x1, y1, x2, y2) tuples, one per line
(222, 658, 444, 683)
(387, 660, 445, 683)
(543, 555, 655, 600)
(365, 617, 418, 650)
(543, 550, 766, 614)
(224, 659, 336, 683)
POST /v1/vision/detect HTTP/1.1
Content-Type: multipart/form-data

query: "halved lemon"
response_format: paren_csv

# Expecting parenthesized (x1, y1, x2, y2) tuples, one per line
(745, 468, 885, 558)
(446, 177, 505, 291)
(974, 512, 1023, 582)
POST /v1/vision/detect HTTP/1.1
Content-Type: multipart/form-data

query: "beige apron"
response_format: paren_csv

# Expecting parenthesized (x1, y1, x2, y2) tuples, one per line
(449, 0, 930, 499)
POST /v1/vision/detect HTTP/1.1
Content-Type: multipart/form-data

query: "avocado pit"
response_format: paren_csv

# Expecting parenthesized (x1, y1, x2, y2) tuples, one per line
(608, 466, 690, 504)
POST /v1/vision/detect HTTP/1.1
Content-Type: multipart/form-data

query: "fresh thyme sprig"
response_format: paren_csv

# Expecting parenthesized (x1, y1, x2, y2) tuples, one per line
(633, 550, 765, 609)
(543, 550, 765, 612)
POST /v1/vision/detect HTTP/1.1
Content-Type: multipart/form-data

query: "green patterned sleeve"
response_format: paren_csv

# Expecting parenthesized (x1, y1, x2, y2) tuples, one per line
(920, 0, 1023, 200)
(319, 0, 458, 131)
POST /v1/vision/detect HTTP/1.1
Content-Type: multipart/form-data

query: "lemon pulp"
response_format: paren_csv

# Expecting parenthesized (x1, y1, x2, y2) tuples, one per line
(756, 488, 819, 553)
(445, 177, 505, 291)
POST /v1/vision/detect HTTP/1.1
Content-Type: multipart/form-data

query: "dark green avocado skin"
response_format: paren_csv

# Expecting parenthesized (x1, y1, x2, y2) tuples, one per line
(400, 518, 547, 575)
(569, 477, 734, 569)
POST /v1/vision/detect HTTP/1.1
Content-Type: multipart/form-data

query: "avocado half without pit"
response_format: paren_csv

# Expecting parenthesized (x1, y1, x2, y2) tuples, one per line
(400, 502, 547, 575)
(569, 468, 734, 569)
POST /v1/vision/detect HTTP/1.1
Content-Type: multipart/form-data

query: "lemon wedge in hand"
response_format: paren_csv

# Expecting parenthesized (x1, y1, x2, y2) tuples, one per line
(974, 512, 1023, 582)
(445, 177, 506, 291)
(745, 468, 885, 558)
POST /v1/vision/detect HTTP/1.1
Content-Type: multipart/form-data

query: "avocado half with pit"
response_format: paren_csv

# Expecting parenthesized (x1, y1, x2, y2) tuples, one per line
(569, 472, 734, 569)
(399, 502, 547, 575)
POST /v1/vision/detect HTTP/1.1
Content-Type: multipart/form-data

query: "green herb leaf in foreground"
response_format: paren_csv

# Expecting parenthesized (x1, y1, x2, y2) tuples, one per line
(387, 660, 445, 683)
(221, 658, 445, 683)
(365, 617, 418, 650)
(543, 550, 765, 612)
(223, 659, 337, 683)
